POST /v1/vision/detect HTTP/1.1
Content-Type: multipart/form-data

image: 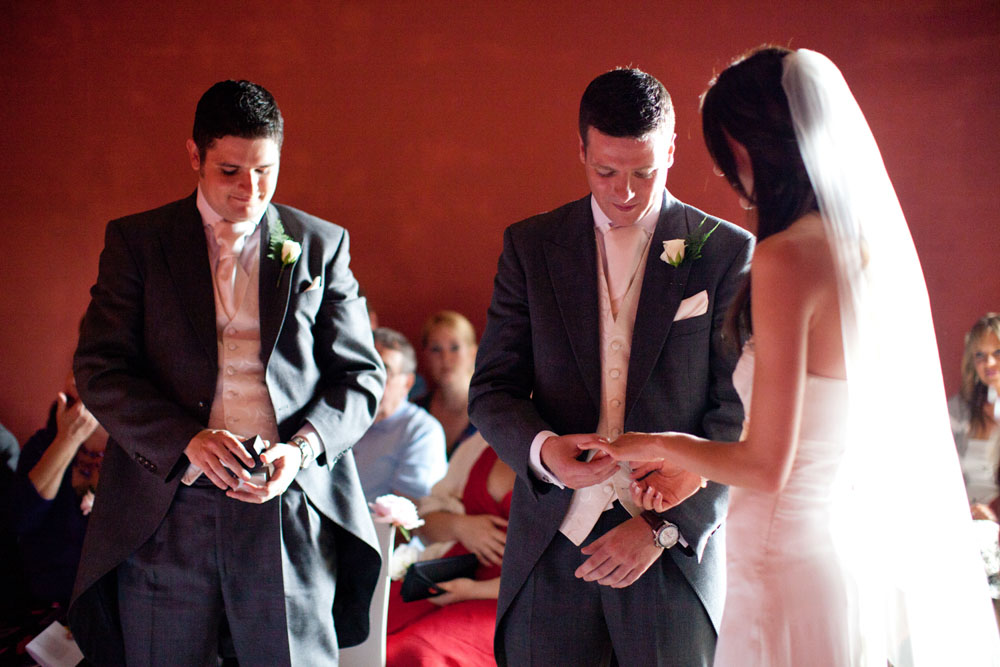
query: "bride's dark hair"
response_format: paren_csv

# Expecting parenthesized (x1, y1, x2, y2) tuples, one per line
(701, 46, 819, 343)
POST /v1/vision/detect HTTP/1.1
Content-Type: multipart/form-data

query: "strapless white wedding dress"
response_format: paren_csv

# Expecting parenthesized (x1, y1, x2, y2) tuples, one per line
(714, 344, 853, 666)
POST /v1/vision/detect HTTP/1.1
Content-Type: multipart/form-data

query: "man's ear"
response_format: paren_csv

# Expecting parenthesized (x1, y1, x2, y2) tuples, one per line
(664, 132, 677, 169)
(185, 138, 201, 172)
(578, 134, 587, 165)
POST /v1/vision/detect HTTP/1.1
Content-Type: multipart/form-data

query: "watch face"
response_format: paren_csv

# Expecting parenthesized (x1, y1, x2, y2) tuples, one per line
(655, 523, 679, 549)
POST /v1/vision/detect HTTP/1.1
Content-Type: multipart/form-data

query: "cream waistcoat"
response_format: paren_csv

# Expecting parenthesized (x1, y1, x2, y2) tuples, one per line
(558, 233, 652, 544)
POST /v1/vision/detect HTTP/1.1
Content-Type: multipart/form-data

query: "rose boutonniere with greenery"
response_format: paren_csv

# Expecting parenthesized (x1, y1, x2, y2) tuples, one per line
(661, 217, 721, 268)
(267, 217, 301, 286)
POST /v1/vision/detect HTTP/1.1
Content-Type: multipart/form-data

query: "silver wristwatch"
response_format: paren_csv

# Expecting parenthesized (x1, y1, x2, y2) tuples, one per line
(641, 510, 679, 549)
(290, 435, 315, 470)
(653, 522, 680, 549)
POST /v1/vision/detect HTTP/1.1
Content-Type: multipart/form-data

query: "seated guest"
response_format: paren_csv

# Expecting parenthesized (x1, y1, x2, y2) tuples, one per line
(386, 432, 514, 666)
(417, 310, 479, 457)
(0, 422, 25, 625)
(949, 313, 1000, 624)
(354, 327, 447, 503)
(950, 313, 1000, 518)
(8, 371, 107, 607)
(0, 422, 18, 473)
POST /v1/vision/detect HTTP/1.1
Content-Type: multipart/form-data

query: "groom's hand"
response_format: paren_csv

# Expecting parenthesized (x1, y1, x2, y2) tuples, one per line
(575, 516, 662, 588)
(540, 434, 617, 489)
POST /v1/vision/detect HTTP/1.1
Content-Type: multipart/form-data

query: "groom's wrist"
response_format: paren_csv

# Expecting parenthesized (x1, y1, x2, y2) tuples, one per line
(529, 430, 563, 487)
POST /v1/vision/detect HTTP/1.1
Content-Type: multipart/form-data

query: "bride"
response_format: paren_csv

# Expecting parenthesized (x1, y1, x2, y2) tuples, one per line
(585, 46, 1000, 665)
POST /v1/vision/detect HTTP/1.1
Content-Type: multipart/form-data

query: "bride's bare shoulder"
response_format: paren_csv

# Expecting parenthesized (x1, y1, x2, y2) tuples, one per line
(753, 213, 830, 277)
(751, 213, 836, 301)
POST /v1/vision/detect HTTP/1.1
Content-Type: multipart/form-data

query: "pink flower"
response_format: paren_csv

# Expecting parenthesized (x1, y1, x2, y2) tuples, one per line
(369, 494, 424, 531)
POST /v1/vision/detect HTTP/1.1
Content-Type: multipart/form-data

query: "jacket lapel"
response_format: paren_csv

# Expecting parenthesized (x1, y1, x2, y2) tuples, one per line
(160, 193, 217, 364)
(258, 204, 294, 368)
(544, 199, 602, 413)
(626, 192, 695, 418)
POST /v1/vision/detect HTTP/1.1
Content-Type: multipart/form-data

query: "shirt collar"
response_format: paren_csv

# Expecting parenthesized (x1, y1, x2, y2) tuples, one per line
(591, 191, 662, 237)
(196, 186, 260, 239)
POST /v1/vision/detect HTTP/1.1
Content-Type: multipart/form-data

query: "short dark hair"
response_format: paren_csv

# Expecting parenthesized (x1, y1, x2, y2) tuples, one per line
(192, 80, 284, 160)
(579, 68, 674, 148)
(373, 327, 417, 375)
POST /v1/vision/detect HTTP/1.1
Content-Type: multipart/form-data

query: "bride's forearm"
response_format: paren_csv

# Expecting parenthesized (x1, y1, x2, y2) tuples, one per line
(640, 432, 790, 493)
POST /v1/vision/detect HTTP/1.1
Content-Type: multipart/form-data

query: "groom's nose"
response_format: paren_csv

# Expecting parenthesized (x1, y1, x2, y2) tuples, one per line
(614, 176, 635, 201)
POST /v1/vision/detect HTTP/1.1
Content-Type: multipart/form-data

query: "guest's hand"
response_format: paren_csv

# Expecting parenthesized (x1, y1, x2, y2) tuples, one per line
(29, 392, 103, 500)
(541, 433, 618, 489)
(628, 461, 705, 513)
(184, 429, 254, 490)
(55, 391, 100, 451)
(455, 514, 508, 567)
(576, 515, 663, 588)
(428, 577, 477, 606)
(226, 441, 301, 504)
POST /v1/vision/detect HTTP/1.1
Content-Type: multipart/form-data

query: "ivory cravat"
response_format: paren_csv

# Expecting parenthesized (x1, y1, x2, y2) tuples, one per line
(211, 221, 248, 320)
(604, 223, 647, 317)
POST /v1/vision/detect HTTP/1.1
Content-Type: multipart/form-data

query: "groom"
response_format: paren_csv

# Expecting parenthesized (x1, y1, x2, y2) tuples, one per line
(70, 80, 385, 665)
(469, 68, 752, 664)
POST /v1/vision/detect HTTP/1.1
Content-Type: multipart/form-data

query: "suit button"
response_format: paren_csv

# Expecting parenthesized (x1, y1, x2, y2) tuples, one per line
(198, 401, 206, 408)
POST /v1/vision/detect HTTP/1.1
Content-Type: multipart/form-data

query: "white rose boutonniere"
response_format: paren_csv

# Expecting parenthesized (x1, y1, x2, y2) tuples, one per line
(661, 217, 721, 268)
(267, 217, 301, 286)
(661, 239, 686, 267)
(281, 239, 301, 265)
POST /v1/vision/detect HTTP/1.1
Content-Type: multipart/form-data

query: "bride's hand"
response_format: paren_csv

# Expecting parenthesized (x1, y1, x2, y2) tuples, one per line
(628, 461, 706, 512)
(579, 432, 670, 462)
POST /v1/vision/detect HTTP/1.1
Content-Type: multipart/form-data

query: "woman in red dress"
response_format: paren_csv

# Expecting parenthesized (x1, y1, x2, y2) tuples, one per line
(386, 433, 514, 666)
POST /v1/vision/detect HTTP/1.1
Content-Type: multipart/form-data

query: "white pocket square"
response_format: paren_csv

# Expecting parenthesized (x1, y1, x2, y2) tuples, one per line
(674, 290, 708, 321)
(303, 276, 322, 293)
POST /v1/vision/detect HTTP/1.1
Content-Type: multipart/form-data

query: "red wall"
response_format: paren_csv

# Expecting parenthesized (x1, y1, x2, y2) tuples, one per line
(2, 1, 998, 443)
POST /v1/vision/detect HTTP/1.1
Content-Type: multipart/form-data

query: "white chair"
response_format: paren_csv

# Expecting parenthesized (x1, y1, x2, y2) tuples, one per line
(340, 520, 395, 667)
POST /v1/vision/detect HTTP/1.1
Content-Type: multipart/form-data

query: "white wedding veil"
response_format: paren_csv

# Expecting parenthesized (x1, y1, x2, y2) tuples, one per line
(782, 49, 1000, 665)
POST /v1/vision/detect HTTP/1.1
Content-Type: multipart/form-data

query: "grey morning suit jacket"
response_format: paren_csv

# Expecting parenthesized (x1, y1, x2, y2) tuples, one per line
(469, 191, 753, 660)
(69, 193, 385, 665)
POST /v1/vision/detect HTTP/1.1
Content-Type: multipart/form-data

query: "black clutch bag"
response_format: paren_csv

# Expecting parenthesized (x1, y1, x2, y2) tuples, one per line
(399, 553, 479, 602)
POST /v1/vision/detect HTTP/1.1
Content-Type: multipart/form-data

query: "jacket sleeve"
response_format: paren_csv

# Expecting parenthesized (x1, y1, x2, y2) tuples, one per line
(74, 218, 206, 481)
(281, 225, 385, 465)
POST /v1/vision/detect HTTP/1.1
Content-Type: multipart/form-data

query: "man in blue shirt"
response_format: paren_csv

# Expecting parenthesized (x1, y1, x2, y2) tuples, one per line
(354, 328, 447, 502)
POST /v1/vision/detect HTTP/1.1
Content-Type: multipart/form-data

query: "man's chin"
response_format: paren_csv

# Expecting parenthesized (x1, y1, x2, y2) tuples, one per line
(225, 206, 267, 224)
